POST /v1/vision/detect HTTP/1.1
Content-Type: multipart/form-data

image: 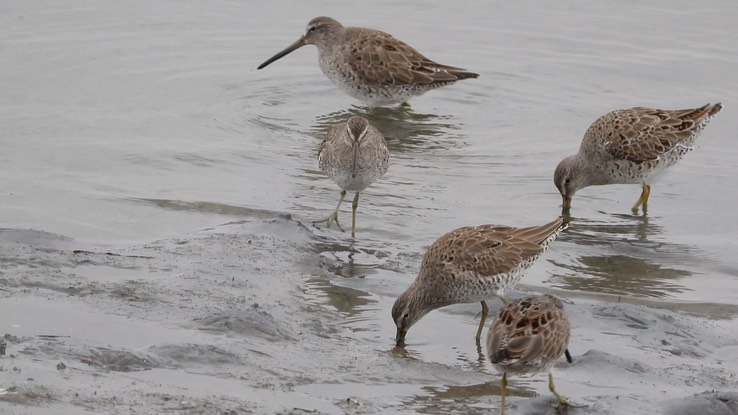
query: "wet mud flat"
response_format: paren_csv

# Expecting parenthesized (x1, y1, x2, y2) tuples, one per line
(1, 217, 737, 415)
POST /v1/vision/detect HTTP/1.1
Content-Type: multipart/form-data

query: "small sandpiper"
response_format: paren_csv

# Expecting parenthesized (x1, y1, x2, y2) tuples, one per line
(313, 116, 390, 238)
(257, 16, 478, 106)
(487, 294, 579, 414)
(392, 218, 567, 346)
(554, 103, 723, 214)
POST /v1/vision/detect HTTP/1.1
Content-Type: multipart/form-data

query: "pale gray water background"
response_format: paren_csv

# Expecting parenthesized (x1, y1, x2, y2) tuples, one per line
(1, 0, 738, 414)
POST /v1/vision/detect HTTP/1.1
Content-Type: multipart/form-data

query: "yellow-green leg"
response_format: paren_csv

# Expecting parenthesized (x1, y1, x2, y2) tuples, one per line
(642, 184, 651, 212)
(631, 184, 651, 213)
(475, 297, 509, 344)
(475, 301, 489, 341)
(475, 297, 510, 344)
(314, 190, 346, 231)
(500, 372, 507, 415)
(351, 192, 360, 238)
(548, 372, 582, 409)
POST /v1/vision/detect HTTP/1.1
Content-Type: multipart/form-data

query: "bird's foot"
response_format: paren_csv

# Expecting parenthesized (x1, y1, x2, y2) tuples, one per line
(551, 396, 585, 411)
(312, 212, 344, 232)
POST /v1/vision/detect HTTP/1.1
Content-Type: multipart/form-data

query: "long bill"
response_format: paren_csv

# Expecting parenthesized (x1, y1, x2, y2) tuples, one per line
(395, 326, 407, 347)
(257, 36, 306, 69)
(562, 195, 572, 214)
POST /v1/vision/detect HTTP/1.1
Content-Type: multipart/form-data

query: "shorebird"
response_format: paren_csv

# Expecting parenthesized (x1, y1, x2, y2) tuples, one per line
(257, 16, 478, 106)
(487, 294, 578, 414)
(313, 116, 390, 238)
(554, 103, 723, 214)
(392, 218, 567, 346)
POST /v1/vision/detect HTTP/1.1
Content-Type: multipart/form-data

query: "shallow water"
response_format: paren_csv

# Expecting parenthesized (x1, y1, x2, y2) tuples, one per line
(1, 0, 738, 414)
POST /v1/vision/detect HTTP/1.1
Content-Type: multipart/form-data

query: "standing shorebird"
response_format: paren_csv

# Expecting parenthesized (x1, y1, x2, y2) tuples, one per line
(554, 103, 723, 214)
(392, 218, 567, 346)
(313, 116, 390, 238)
(487, 294, 577, 414)
(256, 16, 479, 106)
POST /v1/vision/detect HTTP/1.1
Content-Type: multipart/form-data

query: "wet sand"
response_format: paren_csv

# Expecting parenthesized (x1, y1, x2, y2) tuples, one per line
(3, 0, 738, 413)
(2, 218, 737, 414)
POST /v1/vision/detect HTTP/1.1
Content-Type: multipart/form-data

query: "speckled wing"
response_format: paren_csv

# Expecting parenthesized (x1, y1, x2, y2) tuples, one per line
(487, 302, 540, 365)
(427, 218, 565, 279)
(488, 295, 570, 369)
(362, 124, 391, 177)
(594, 105, 715, 163)
(317, 123, 343, 171)
(341, 28, 477, 86)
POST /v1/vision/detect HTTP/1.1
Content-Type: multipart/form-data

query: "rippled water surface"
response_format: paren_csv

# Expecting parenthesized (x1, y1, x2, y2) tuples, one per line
(2, 0, 737, 414)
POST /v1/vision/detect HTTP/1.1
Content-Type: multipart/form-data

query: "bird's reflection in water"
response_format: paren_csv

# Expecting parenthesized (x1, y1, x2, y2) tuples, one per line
(554, 212, 698, 298)
(399, 382, 535, 414)
(327, 250, 382, 280)
(301, 276, 374, 317)
(560, 211, 659, 246)
(312, 104, 465, 154)
(308, 234, 389, 280)
(553, 254, 690, 298)
(422, 382, 536, 399)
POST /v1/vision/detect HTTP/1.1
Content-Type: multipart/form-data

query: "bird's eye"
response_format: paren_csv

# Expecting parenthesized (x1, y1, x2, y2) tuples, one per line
(564, 178, 571, 185)
(309, 26, 317, 32)
(403, 313, 409, 320)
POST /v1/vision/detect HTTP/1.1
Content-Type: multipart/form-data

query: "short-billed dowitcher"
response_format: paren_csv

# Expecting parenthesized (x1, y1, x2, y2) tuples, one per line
(257, 17, 479, 106)
(313, 116, 390, 238)
(392, 218, 567, 346)
(554, 103, 723, 214)
(487, 294, 577, 414)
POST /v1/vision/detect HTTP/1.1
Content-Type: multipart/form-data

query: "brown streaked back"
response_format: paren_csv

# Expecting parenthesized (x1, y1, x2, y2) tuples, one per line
(418, 217, 567, 282)
(583, 103, 723, 163)
(340, 27, 479, 86)
(487, 294, 570, 374)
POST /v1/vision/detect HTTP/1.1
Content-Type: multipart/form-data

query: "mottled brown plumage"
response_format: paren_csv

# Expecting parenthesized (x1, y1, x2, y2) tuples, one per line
(257, 17, 478, 106)
(554, 103, 723, 214)
(487, 294, 577, 413)
(313, 116, 390, 238)
(392, 218, 567, 346)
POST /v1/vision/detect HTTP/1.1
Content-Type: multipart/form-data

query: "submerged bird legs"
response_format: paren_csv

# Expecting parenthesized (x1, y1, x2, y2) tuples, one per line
(475, 296, 512, 343)
(631, 184, 651, 213)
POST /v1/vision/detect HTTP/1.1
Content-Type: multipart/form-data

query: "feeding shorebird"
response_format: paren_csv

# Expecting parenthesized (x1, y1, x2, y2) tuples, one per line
(313, 116, 390, 238)
(257, 16, 478, 106)
(487, 294, 579, 414)
(392, 218, 567, 346)
(554, 103, 723, 214)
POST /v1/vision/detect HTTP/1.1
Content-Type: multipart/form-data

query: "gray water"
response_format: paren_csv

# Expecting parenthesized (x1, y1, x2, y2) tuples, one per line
(1, 1, 738, 414)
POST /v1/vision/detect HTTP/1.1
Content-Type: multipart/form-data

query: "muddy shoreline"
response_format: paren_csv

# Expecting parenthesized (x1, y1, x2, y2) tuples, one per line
(1, 217, 737, 414)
